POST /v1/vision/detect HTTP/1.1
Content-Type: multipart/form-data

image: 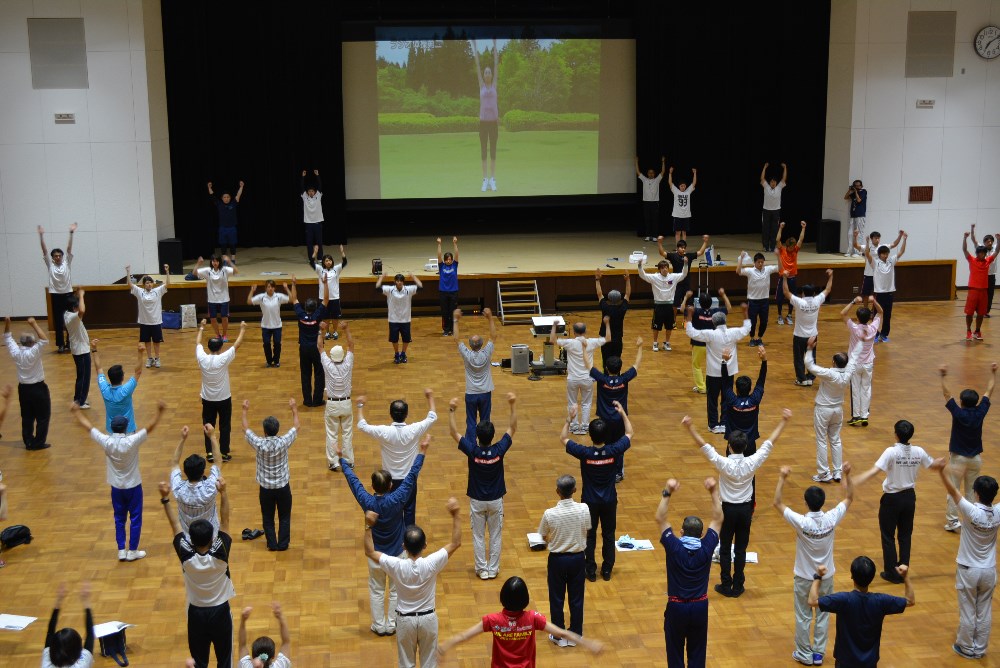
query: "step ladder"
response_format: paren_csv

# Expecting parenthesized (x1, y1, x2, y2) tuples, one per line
(497, 280, 542, 325)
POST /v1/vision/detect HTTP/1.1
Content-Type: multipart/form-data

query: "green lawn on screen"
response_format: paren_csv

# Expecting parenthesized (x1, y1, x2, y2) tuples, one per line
(378, 130, 597, 199)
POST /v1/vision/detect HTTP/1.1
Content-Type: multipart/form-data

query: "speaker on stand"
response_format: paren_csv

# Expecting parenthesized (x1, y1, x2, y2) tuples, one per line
(158, 238, 184, 274)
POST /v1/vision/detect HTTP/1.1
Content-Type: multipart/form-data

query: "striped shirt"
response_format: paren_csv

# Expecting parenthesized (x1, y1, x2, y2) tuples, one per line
(171, 466, 221, 536)
(538, 498, 590, 553)
(321, 350, 354, 399)
(245, 427, 297, 489)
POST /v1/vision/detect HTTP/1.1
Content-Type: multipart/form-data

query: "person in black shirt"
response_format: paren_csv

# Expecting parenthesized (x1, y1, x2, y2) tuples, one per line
(42, 582, 94, 668)
(289, 274, 330, 407)
(681, 289, 732, 397)
(658, 235, 709, 312)
(207, 180, 244, 263)
(448, 392, 517, 580)
(595, 267, 631, 373)
(586, 338, 642, 484)
(562, 401, 632, 582)
(656, 476, 722, 668)
(721, 346, 767, 457)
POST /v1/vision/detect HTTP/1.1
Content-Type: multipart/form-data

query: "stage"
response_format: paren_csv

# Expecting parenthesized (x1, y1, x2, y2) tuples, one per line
(52, 232, 956, 329)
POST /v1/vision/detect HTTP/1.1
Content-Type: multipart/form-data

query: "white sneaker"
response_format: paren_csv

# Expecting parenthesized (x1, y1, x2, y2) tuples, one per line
(812, 473, 833, 483)
(79, 403, 91, 410)
(145, 357, 153, 368)
(663, 342, 672, 351)
(489, 177, 497, 191)
(843, 252, 853, 258)
(944, 520, 962, 532)
(711, 425, 726, 434)
(481, 178, 488, 192)
(126, 550, 147, 561)
(785, 316, 794, 325)
(153, 358, 161, 368)
(549, 634, 569, 648)
(118, 549, 127, 561)
(652, 343, 659, 352)
(478, 570, 490, 580)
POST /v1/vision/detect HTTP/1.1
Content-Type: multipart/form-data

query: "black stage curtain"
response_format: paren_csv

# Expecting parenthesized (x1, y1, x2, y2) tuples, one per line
(161, 1, 829, 257)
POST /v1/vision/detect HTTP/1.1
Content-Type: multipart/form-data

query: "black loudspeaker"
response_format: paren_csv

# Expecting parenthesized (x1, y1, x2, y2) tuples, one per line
(158, 238, 184, 274)
(815, 219, 841, 254)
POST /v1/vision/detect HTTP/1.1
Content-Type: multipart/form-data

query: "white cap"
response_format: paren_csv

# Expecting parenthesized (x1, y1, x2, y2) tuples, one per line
(329, 345, 345, 362)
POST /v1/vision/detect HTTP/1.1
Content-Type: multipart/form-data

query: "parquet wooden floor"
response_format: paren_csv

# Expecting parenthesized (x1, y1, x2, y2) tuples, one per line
(0, 299, 998, 667)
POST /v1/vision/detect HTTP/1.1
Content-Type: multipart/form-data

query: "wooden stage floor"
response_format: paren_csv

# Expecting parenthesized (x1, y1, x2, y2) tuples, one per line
(169, 232, 865, 281)
(0, 299, 995, 666)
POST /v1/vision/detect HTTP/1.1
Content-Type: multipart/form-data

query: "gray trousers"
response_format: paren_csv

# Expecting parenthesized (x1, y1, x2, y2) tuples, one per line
(956, 564, 996, 657)
(471, 497, 504, 576)
(396, 611, 438, 668)
(794, 575, 833, 657)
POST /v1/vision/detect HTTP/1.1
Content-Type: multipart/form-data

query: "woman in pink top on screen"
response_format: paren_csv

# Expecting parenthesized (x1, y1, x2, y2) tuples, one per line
(472, 37, 501, 192)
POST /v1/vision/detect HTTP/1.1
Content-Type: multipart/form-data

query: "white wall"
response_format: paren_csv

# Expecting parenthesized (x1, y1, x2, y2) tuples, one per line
(823, 0, 1000, 285)
(0, 0, 173, 317)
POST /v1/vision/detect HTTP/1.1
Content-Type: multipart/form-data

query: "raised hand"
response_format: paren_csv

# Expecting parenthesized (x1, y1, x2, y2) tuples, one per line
(446, 497, 460, 515)
(419, 434, 431, 453)
(242, 607, 253, 621)
(779, 466, 791, 477)
(69, 222, 78, 233)
(180, 425, 189, 438)
(665, 478, 679, 494)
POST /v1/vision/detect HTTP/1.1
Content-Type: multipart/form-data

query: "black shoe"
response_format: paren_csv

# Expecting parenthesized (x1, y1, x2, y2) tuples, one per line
(26, 443, 52, 451)
(880, 571, 904, 584)
(400, 352, 408, 363)
(714, 583, 732, 596)
(601, 571, 612, 581)
(242, 528, 253, 540)
(728, 586, 745, 598)
(393, 354, 401, 364)
(222, 453, 232, 462)
(206, 453, 214, 462)
(586, 571, 597, 582)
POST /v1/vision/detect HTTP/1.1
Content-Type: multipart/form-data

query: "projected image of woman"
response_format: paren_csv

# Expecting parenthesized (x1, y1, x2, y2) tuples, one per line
(472, 38, 500, 192)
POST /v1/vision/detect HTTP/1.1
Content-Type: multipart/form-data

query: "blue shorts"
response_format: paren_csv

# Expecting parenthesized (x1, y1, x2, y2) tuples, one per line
(218, 226, 237, 247)
(673, 217, 691, 233)
(138, 324, 163, 343)
(388, 322, 411, 343)
(208, 302, 230, 318)
(326, 299, 342, 318)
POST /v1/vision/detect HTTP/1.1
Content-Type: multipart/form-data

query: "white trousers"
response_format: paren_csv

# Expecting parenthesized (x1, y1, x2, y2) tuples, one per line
(325, 399, 354, 466)
(793, 575, 833, 656)
(396, 611, 439, 668)
(566, 378, 594, 427)
(814, 404, 843, 478)
(946, 454, 983, 523)
(956, 565, 996, 657)
(849, 362, 873, 419)
(367, 552, 402, 634)
(471, 497, 504, 576)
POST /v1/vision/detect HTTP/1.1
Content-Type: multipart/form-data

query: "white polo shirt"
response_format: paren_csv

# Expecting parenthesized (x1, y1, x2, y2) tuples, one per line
(196, 267, 234, 303)
(874, 443, 933, 494)
(5, 333, 46, 384)
(685, 320, 752, 376)
(357, 411, 438, 479)
(379, 547, 449, 614)
(638, 173, 663, 202)
(131, 283, 167, 325)
(783, 503, 847, 579)
(44, 252, 73, 294)
(197, 345, 236, 401)
(789, 293, 826, 338)
(872, 254, 898, 293)
(805, 349, 858, 407)
(383, 285, 418, 323)
(90, 428, 147, 489)
(637, 265, 689, 303)
(701, 440, 774, 503)
(252, 292, 288, 329)
(956, 498, 1000, 568)
(317, 262, 344, 301)
(762, 182, 784, 210)
(64, 311, 90, 355)
(556, 336, 606, 381)
(741, 265, 778, 300)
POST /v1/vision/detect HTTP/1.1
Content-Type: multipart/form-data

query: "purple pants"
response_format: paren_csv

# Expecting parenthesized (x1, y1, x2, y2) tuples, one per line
(111, 484, 143, 550)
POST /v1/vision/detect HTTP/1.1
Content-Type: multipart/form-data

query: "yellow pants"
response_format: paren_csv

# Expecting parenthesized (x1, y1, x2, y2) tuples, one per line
(692, 345, 706, 392)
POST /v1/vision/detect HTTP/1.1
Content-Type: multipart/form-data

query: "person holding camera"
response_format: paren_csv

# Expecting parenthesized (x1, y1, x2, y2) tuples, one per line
(844, 180, 868, 257)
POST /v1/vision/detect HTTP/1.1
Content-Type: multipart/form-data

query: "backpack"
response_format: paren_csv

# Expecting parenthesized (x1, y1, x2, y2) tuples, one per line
(0, 525, 32, 551)
(99, 629, 129, 666)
